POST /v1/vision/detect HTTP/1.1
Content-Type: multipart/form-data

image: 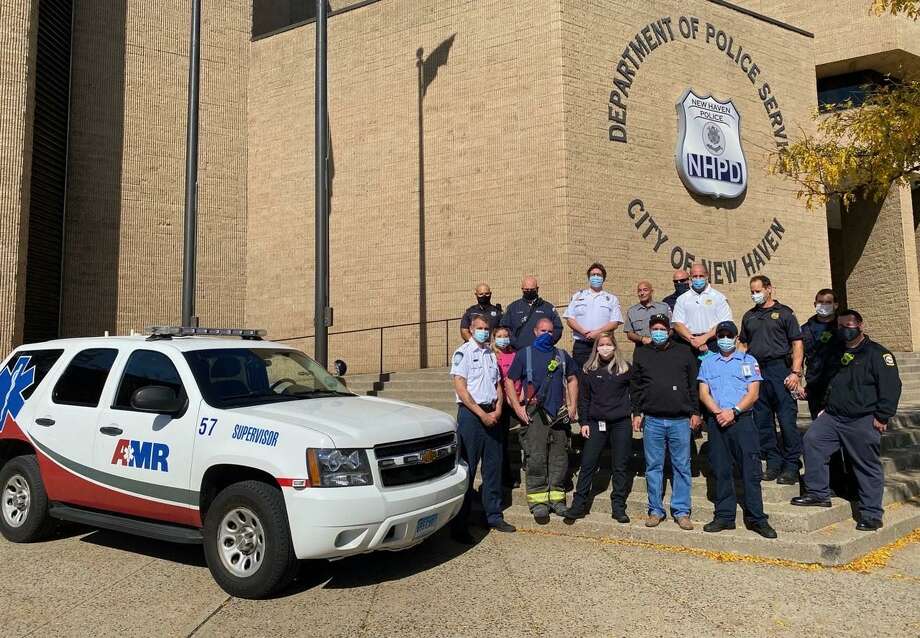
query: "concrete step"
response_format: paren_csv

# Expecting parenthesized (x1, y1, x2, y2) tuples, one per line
(498, 499, 920, 566)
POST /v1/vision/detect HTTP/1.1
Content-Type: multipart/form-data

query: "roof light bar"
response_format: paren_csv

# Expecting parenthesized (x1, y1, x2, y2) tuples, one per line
(144, 326, 267, 338)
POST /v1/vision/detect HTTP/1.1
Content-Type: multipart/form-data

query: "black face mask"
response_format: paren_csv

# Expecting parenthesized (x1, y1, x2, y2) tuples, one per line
(522, 290, 538, 301)
(840, 326, 861, 343)
(476, 295, 491, 306)
(674, 281, 690, 295)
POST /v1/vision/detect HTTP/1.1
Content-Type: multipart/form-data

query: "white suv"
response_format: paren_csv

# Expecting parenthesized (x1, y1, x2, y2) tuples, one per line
(0, 327, 466, 598)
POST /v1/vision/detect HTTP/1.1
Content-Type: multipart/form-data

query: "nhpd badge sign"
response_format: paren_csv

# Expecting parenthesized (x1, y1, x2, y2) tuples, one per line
(675, 89, 747, 199)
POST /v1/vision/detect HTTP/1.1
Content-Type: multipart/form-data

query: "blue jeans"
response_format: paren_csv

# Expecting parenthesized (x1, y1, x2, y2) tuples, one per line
(643, 416, 692, 518)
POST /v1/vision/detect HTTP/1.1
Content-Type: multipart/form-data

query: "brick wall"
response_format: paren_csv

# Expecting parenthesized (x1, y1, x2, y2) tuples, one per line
(61, 0, 249, 339)
(0, 1, 37, 353)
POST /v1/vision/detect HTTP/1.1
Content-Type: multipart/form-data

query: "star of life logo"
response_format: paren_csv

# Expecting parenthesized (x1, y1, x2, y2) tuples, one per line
(675, 89, 747, 199)
(0, 357, 36, 432)
(111, 439, 170, 472)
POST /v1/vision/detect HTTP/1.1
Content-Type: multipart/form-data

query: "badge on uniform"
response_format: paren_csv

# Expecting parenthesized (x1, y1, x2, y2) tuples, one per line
(598, 420, 607, 432)
(883, 353, 896, 367)
(841, 352, 855, 366)
(704, 299, 713, 306)
(741, 364, 752, 377)
(819, 331, 832, 343)
(771, 312, 780, 320)
(452, 352, 464, 366)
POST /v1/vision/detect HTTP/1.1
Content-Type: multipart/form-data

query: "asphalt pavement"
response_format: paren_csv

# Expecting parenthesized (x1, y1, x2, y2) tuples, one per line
(1, 523, 918, 637)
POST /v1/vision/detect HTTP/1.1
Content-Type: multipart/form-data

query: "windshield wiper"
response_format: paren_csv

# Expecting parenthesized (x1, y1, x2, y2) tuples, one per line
(285, 389, 355, 398)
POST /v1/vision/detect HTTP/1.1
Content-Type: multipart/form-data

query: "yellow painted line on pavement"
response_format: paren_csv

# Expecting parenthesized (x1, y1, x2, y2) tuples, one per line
(512, 526, 920, 574)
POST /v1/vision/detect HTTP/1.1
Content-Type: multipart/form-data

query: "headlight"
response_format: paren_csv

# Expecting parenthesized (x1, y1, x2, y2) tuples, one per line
(306, 448, 373, 487)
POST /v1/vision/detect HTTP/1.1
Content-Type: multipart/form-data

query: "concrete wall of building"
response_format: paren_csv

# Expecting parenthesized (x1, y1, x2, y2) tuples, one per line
(561, 0, 826, 335)
(247, 0, 567, 372)
(61, 0, 249, 339)
(0, 1, 38, 354)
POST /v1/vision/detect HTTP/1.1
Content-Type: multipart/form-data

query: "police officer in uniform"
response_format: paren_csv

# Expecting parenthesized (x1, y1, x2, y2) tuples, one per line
(672, 263, 732, 356)
(739, 275, 804, 485)
(563, 263, 623, 367)
(460, 283, 502, 342)
(698, 321, 777, 538)
(500, 275, 563, 349)
(801, 288, 841, 419)
(625, 280, 670, 348)
(505, 317, 579, 522)
(792, 310, 901, 531)
(450, 316, 516, 543)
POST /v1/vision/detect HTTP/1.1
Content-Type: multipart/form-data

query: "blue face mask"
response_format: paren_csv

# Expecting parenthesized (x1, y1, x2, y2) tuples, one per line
(717, 337, 736, 352)
(533, 332, 554, 352)
(650, 329, 669, 345)
(473, 329, 490, 344)
(589, 274, 604, 288)
(495, 337, 511, 349)
(691, 277, 707, 292)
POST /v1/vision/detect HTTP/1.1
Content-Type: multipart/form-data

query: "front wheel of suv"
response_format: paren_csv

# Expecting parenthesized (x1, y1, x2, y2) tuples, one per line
(0, 454, 56, 542)
(202, 480, 299, 599)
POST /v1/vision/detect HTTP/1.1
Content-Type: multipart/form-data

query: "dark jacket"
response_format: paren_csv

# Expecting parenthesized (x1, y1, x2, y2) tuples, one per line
(500, 297, 563, 349)
(630, 340, 699, 418)
(578, 364, 632, 424)
(801, 315, 841, 385)
(825, 336, 902, 423)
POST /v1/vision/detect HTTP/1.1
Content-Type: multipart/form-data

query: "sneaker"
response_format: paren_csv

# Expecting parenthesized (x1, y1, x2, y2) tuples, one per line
(645, 514, 665, 527)
(674, 516, 694, 531)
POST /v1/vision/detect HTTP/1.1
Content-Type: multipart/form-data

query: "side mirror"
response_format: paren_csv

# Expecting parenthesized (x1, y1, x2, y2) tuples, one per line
(131, 386, 184, 415)
(333, 359, 347, 376)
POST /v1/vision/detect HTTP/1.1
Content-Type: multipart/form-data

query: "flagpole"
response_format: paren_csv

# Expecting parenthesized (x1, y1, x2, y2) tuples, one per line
(181, 0, 201, 328)
(314, 0, 330, 368)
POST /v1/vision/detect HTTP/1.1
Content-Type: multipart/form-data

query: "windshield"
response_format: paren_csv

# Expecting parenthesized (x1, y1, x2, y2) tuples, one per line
(184, 348, 354, 408)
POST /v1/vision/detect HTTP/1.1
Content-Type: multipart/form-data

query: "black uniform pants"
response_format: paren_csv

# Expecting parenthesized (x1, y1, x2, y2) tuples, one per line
(754, 358, 802, 474)
(803, 412, 884, 520)
(572, 340, 593, 369)
(706, 412, 767, 524)
(454, 405, 505, 529)
(807, 380, 855, 499)
(571, 418, 632, 514)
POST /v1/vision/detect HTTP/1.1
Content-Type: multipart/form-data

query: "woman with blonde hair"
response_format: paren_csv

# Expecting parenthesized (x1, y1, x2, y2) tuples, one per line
(563, 332, 634, 523)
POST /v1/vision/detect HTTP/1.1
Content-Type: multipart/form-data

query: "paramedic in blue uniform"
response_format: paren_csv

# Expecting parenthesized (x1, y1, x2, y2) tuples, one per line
(459, 282, 503, 342)
(500, 275, 563, 349)
(698, 321, 777, 539)
(450, 316, 516, 543)
(738, 275, 804, 485)
(792, 309, 902, 532)
(563, 263, 623, 367)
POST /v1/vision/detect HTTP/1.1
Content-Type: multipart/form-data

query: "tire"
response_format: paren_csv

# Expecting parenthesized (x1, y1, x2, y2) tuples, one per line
(202, 480, 299, 599)
(0, 454, 56, 543)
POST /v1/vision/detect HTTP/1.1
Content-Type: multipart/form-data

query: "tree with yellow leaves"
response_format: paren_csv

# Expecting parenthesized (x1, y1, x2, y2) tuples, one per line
(770, 0, 920, 207)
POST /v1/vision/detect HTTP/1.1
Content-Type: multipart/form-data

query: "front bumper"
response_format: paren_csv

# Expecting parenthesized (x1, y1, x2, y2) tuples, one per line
(283, 464, 468, 559)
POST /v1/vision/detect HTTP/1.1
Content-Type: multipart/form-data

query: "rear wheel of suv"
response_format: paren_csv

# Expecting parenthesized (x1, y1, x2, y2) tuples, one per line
(202, 480, 299, 599)
(0, 455, 56, 542)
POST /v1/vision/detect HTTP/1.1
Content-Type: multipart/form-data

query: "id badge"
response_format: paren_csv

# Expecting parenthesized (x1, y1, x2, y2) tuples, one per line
(742, 364, 752, 376)
(598, 420, 606, 432)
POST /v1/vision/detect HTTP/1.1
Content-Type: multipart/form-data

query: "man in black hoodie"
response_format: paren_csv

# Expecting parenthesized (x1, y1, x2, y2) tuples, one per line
(631, 314, 701, 530)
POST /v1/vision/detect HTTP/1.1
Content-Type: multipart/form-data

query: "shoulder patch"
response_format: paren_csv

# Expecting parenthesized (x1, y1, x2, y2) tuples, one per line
(771, 312, 780, 320)
(883, 353, 896, 367)
(452, 352, 464, 366)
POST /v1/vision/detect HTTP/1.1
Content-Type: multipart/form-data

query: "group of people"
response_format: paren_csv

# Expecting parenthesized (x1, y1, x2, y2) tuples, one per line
(448, 263, 903, 544)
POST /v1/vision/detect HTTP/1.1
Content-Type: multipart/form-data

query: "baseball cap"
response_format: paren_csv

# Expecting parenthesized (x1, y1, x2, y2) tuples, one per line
(648, 313, 670, 329)
(716, 320, 738, 337)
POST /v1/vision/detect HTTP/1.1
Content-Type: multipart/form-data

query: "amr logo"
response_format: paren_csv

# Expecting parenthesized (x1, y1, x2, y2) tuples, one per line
(111, 439, 170, 472)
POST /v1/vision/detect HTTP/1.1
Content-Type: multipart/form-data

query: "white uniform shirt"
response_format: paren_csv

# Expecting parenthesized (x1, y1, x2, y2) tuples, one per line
(671, 285, 732, 334)
(450, 339, 500, 404)
(563, 289, 623, 341)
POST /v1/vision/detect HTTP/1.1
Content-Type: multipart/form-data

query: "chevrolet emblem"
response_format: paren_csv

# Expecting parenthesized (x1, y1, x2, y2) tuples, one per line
(420, 449, 438, 464)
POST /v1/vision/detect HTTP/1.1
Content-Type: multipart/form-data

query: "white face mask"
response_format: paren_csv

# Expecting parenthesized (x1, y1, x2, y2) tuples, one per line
(597, 345, 615, 359)
(815, 303, 835, 317)
(751, 291, 766, 305)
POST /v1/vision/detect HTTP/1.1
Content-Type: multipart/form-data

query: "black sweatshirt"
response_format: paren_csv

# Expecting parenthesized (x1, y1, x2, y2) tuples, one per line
(578, 364, 632, 424)
(825, 336, 902, 423)
(630, 340, 699, 418)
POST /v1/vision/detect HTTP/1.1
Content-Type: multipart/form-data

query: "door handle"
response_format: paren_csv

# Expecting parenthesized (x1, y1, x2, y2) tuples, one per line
(35, 418, 55, 427)
(99, 426, 123, 436)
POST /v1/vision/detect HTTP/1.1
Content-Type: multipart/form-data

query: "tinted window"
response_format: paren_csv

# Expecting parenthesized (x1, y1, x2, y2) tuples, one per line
(252, 0, 316, 39)
(817, 70, 893, 111)
(114, 350, 185, 410)
(52, 348, 118, 407)
(3, 349, 64, 402)
(184, 348, 351, 408)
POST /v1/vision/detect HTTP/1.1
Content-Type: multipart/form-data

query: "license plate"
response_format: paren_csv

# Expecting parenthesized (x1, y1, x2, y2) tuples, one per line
(414, 513, 438, 538)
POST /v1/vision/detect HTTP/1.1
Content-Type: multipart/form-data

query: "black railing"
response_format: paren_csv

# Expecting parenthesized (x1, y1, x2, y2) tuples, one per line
(274, 305, 567, 375)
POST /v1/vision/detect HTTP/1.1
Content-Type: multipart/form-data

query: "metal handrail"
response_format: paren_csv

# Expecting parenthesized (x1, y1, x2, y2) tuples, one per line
(274, 304, 567, 374)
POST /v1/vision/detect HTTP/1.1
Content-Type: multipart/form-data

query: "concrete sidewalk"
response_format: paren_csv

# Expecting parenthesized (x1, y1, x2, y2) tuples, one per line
(1, 523, 918, 637)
